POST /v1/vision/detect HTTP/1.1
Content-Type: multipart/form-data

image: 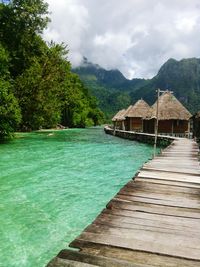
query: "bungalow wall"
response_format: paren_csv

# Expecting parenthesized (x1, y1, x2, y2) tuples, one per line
(125, 117, 143, 132)
(171, 120, 189, 133)
(143, 119, 154, 133)
(143, 119, 189, 135)
(124, 120, 129, 131)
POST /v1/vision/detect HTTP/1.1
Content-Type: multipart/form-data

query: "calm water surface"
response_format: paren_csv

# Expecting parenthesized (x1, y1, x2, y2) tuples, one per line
(0, 127, 153, 267)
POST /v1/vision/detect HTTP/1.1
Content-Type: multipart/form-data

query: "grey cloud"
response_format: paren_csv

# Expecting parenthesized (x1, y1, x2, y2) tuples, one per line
(44, 0, 200, 79)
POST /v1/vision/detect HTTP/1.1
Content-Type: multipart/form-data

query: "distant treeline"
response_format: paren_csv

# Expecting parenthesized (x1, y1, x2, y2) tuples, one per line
(0, 0, 104, 140)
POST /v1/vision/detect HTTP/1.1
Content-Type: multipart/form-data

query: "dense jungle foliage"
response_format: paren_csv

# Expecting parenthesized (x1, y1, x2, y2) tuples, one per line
(0, 0, 104, 140)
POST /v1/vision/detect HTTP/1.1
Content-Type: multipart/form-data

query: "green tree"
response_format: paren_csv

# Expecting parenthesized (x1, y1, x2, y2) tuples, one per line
(0, 0, 49, 77)
(15, 43, 70, 130)
(61, 73, 104, 127)
(0, 44, 21, 140)
(0, 0, 104, 133)
(0, 80, 21, 140)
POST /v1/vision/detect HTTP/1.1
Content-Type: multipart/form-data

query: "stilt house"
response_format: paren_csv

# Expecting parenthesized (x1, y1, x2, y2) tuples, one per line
(145, 91, 192, 137)
(124, 99, 151, 132)
(112, 109, 126, 130)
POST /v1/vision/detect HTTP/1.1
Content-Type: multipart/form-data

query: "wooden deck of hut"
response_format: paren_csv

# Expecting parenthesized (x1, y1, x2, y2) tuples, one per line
(47, 137, 200, 267)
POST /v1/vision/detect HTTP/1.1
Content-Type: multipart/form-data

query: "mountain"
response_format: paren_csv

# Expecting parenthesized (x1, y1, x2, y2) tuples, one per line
(73, 57, 200, 119)
(73, 58, 147, 119)
(133, 58, 200, 113)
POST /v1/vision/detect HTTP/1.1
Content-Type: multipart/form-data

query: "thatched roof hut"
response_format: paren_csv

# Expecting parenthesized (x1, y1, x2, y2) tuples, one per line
(112, 109, 126, 122)
(144, 91, 192, 136)
(149, 91, 192, 120)
(122, 100, 151, 131)
(124, 99, 151, 118)
(112, 109, 127, 130)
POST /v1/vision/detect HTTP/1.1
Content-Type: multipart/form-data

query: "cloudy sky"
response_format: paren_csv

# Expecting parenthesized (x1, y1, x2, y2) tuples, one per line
(44, 0, 200, 79)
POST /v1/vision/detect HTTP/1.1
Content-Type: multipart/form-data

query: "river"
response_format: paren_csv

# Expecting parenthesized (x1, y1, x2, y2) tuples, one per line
(0, 127, 153, 267)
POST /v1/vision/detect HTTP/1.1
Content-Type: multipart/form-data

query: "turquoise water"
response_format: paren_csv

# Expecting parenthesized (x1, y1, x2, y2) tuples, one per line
(0, 127, 153, 267)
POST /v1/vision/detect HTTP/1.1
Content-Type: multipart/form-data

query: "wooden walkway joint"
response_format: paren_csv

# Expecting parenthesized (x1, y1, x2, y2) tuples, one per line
(47, 138, 200, 267)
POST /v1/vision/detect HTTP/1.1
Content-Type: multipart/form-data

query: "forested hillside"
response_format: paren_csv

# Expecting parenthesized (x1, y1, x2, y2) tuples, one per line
(74, 58, 200, 118)
(73, 58, 147, 119)
(132, 58, 200, 113)
(0, 0, 103, 140)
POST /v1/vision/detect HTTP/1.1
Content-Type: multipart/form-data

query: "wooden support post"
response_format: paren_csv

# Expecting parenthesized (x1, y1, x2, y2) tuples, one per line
(141, 119, 144, 132)
(113, 121, 116, 135)
(154, 89, 160, 157)
(172, 120, 174, 136)
(188, 120, 190, 139)
(122, 120, 125, 131)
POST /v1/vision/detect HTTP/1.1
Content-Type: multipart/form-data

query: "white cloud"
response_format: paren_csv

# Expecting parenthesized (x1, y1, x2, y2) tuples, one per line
(44, 0, 200, 79)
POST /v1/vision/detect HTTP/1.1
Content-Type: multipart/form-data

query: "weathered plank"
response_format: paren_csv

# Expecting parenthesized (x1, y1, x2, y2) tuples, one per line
(70, 231, 200, 260)
(135, 176, 200, 188)
(107, 198, 200, 218)
(47, 257, 99, 267)
(116, 193, 200, 209)
(118, 187, 200, 201)
(138, 169, 200, 184)
(55, 249, 147, 267)
(81, 244, 200, 267)
(121, 182, 200, 198)
(141, 166, 200, 175)
(101, 208, 200, 227)
(125, 180, 200, 194)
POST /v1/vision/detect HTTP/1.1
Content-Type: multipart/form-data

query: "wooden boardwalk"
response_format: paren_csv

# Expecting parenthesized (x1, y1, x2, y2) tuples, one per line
(47, 138, 200, 267)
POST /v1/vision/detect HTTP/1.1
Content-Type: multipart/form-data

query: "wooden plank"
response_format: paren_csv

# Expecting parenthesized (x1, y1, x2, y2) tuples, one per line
(88, 221, 197, 238)
(151, 156, 199, 161)
(88, 218, 199, 238)
(47, 257, 99, 267)
(154, 156, 199, 161)
(145, 161, 200, 169)
(57, 249, 147, 267)
(116, 193, 200, 209)
(141, 166, 200, 175)
(160, 155, 198, 158)
(124, 180, 200, 195)
(81, 244, 200, 267)
(138, 169, 200, 180)
(119, 187, 200, 201)
(107, 198, 200, 218)
(135, 176, 200, 188)
(138, 170, 200, 184)
(95, 210, 200, 230)
(70, 231, 200, 260)
(144, 162, 200, 170)
(85, 221, 199, 241)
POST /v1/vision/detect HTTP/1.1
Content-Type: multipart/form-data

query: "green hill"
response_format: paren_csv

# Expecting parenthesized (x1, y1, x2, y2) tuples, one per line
(133, 58, 200, 113)
(73, 58, 147, 119)
(73, 57, 200, 118)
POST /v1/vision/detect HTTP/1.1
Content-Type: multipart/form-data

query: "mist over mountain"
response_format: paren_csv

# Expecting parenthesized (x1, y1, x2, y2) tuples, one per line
(73, 57, 200, 119)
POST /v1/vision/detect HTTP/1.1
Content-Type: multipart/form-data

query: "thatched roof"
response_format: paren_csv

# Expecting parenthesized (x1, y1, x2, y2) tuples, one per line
(124, 99, 151, 118)
(112, 109, 126, 121)
(149, 91, 192, 120)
